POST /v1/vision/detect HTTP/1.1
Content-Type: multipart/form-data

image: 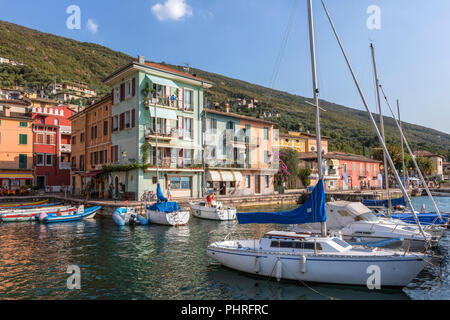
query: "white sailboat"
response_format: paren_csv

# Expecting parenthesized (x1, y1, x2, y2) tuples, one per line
(207, 0, 432, 287)
(189, 201, 237, 221)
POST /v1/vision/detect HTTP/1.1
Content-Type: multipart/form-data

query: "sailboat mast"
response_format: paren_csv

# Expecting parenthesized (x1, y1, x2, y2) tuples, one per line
(155, 103, 159, 182)
(397, 100, 406, 187)
(370, 43, 392, 215)
(307, 0, 327, 237)
(320, 0, 429, 242)
(379, 86, 443, 221)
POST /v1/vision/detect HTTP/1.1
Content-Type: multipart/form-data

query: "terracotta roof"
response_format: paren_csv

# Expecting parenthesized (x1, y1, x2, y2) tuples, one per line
(298, 151, 381, 163)
(0, 99, 31, 106)
(205, 108, 275, 125)
(414, 150, 443, 158)
(144, 62, 210, 83)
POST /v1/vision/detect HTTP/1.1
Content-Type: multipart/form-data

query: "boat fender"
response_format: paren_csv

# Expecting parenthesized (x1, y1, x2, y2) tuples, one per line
(299, 255, 307, 274)
(254, 257, 261, 274)
(276, 259, 282, 282)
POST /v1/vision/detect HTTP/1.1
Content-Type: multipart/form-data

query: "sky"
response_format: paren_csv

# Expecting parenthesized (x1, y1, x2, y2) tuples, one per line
(0, 0, 449, 134)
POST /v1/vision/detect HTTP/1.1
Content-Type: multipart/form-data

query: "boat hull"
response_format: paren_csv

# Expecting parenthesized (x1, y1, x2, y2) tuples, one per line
(0, 199, 49, 208)
(41, 206, 101, 224)
(190, 203, 237, 221)
(146, 209, 190, 226)
(207, 243, 429, 287)
(113, 207, 148, 226)
(1, 206, 76, 223)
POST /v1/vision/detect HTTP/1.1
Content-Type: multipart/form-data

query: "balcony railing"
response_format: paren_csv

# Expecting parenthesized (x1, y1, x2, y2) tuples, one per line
(60, 162, 71, 170)
(60, 126, 72, 134)
(60, 144, 71, 153)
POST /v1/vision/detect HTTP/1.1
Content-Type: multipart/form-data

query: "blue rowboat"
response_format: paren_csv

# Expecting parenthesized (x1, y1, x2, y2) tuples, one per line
(39, 206, 101, 224)
(389, 212, 449, 226)
(112, 207, 148, 226)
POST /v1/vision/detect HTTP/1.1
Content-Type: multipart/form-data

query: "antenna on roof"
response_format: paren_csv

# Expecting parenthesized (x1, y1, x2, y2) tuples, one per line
(183, 62, 190, 74)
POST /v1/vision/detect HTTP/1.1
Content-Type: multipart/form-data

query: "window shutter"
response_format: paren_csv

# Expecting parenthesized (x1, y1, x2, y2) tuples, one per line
(120, 83, 125, 101)
(178, 88, 184, 110)
(120, 113, 125, 130)
(178, 116, 183, 139)
(132, 78, 136, 96)
(131, 109, 135, 128)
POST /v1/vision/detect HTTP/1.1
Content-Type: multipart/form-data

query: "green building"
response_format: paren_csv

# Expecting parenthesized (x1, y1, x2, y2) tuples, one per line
(103, 56, 213, 200)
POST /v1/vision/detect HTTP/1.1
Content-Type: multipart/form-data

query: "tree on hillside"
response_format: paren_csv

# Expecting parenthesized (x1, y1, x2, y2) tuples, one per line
(373, 144, 412, 174)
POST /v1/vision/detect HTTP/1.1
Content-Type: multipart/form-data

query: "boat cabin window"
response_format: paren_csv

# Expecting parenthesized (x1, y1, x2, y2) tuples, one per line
(338, 210, 351, 217)
(355, 211, 379, 222)
(270, 241, 322, 251)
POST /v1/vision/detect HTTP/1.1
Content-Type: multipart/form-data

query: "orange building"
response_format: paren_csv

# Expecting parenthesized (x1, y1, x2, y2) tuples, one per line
(275, 131, 329, 154)
(0, 106, 33, 190)
(70, 95, 112, 197)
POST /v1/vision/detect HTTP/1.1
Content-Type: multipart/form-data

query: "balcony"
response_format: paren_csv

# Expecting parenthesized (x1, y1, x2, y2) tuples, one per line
(60, 144, 71, 153)
(144, 97, 193, 112)
(146, 157, 201, 171)
(60, 162, 71, 170)
(60, 126, 72, 135)
(145, 128, 177, 141)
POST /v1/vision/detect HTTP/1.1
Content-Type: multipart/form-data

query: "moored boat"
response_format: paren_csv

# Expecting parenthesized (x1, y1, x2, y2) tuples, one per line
(0, 205, 76, 223)
(0, 199, 49, 208)
(189, 201, 237, 221)
(0, 202, 63, 210)
(207, 230, 431, 287)
(145, 184, 190, 226)
(113, 207, 148, 226)
(39, 205, 101, 224)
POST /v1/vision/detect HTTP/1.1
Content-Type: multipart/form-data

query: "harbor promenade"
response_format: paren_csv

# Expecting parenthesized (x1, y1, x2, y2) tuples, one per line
(0, 188, 409, 217)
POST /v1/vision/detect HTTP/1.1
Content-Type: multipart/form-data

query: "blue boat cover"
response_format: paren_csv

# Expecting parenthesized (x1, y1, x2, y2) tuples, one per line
(390, 213, 449, 226)
(362, 197, 406, 208)
(236, 179, 327, 225)
(147, 202, 181, 213)
(156, 184, 168, 202)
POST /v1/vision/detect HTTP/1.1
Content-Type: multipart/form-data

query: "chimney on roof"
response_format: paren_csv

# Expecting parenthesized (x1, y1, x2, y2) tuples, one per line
(138, 56, 145, 64)
(225, 103, 230, 113)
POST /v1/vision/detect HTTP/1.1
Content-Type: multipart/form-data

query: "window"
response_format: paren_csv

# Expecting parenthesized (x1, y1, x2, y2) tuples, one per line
(36, 154, 44, 166)
(360, 163, 363, 175)
(19, 134, 28, 145)
(264, 127, 269, 140)
(125, 79, 132, 99)
(99, 150, 104, 164)
(114, 87, 120, 104)
(120, 113, 125, 130)
(265, 175, 270, 188)
(71, 156, 76, 168)
(19, 122, 28, 127)
(270, 241, 322, 250)
(246, 175, 251, 188)
(169, 176, 191, 190)
(124, 111, 131, 128)
(112, 115, 119, 132)
(374, 164, 377, 175)
(264, 151, 270, 164)
(352, 162, 356, 172)
(367, 163, 370, 175)
(54, 119, 59, 126)
(37, 133, 44, 144)
(72, 136, 76, 145)
(80, 155, 85, 171)
(343, 163, 347, 174)
(80, 133, 84, 143)
(184, 90, 193, 110)
(183, 118, 193, 139)
(91, 126, 97, 139)
(103, 121, 108, 136)
(46, 134, 54, 145)
(111, 146, 119, 163)
(46, 154, 53, 166)
(19, 154, 27, 169)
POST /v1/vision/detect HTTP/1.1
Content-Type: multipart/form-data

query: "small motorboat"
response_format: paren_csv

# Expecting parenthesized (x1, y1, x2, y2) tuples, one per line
(189, 201, 237, 221)
(0, 199, 49, 208)
(38, 205, 101, 224)
(113, 207, 148, 226)
(145, 184, 189, 226)
(1, 205, 76, 223)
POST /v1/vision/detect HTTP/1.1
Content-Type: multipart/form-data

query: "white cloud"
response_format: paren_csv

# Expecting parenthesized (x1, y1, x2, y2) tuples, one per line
(86, 19, 98, 34)
(151, 0, 193, 21)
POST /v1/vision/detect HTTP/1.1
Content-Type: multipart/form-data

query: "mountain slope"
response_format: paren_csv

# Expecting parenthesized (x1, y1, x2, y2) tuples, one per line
(0, 20, 448, 160)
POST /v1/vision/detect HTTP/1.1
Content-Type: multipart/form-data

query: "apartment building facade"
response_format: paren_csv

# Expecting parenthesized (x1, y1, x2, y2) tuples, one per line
(103, 58, 212, 200)
(32, 105, 74, 191)
(70, 95, 112, 196)
(204, 108, 277, 196)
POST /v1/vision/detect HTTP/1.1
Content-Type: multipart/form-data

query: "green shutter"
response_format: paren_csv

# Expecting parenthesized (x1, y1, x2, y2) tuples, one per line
(19, 154, 27, 169)
(19, 134, 27, 145)
(20, 122, 28, 127)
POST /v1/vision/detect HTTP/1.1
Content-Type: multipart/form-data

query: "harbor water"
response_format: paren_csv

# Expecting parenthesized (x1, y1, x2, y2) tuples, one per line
(0, 196, 448, 300)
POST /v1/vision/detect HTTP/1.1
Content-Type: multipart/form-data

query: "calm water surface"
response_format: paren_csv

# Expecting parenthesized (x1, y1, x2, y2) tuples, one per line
(0, 196, 448, 300)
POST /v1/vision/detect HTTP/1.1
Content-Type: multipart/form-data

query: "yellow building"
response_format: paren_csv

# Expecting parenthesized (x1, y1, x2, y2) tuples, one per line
(275, 131, 329, 154)
(0, 107, 33, 189)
